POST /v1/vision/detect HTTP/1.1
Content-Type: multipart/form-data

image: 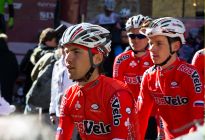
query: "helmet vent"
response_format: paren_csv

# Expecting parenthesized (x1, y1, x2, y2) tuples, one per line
(161, 20, 171, 25)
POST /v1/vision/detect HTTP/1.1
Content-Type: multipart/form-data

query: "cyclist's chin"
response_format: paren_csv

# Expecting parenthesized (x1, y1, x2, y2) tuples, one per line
(132, 46, 144, 51)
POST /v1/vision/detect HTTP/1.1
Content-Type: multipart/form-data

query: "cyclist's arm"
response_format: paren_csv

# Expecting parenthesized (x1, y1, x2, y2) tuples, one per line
(113, 55, 125, 81)
(183, 70, 204, 129)
(56, 94, 74, 140)
(108, 90, 136, 139)
(135, 72, 154, 140)
(191, 52, 204, 77)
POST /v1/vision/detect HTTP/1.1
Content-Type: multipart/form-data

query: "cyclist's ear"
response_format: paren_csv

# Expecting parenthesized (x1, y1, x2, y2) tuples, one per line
(93, 53, 104, 66)
(171, 41, 181, 52)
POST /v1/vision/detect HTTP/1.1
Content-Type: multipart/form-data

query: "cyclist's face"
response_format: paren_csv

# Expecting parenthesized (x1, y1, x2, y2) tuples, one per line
(64, 45, 90, 80)
(148, 35, 170, 64)
(127, 28, 148, 51)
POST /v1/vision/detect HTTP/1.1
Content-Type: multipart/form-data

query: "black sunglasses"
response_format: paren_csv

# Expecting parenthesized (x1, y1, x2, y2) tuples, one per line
(128, 34, 146, 39)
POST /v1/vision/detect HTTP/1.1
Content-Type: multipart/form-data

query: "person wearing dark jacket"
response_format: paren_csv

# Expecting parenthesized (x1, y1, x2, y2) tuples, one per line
(30, 28, 57, 65)
(0, 33, 18, 103)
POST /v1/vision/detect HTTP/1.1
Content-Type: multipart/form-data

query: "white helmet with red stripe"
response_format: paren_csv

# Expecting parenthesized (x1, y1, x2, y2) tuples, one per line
(61, 22, 111, 56)
(140, 17, 186, 44)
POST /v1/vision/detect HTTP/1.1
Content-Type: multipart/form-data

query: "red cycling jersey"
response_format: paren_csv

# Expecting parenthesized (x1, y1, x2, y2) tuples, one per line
(191, 48, 205, 79)
(56, 75, 137, 140)
(113, 50, 153, 100)
(136, 58, 204, 140)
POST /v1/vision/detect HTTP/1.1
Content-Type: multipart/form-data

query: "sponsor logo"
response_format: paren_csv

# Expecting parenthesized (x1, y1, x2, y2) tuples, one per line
(116, 55, 130, 64)
(75, 120, 111, 135)
(191, 71, 202, 93)
(193, 101, 204, 107)
(91, 104, 99, 110)
(154, 95, 188, 106)
(75, 101, 81, 110)
(177, 64, 195, 75)
(124, 75, 142, 84)
(177, 64, 202, 93)
(126, 108, 131, 114)
(39, 12, 54, 20)
(111, 96, 122, 126)
(93, 31, 103, 35)
(129, 61, 137, 68)
(170, 81, 179, 88)
(144, 61, 150, 66)
(124, 118, 131, 127)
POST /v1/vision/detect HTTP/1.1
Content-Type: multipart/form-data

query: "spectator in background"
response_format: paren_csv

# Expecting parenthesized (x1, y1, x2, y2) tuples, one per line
(179, 25, 204, 63)
(30, 28, 57, 65)
(24, 49, 59, 114)
(19, 47, 36, 104)
(0, 0, 14, 33)
(178, 43, 194, 63)
(113, 15, 157, 140)
(112, 8, 131, 56)
(91, 0, 120, 77)
(49, 46, 75, 126)
(194, 25, 204, 52)
(118, 8, 131, 30)
(0, 33, 18, 103)
(91, 0, 119, 27)
(20, 25, 67, 104)
(120, 29, 129, 51)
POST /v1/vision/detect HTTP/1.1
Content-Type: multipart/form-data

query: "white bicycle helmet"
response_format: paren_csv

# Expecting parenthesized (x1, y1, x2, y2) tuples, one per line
(119, 8, 131, 18)
(104, 0, 116, 11)
(140, 17, 186, 44)
(61, 22, 111, 57)
(125, 14, 148, 31)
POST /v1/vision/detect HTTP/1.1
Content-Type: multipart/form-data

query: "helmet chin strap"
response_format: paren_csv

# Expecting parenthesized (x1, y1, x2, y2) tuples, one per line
(131, 44, 149, 54)
(155, 37, 176, 67)
(74, 49, 100, 82)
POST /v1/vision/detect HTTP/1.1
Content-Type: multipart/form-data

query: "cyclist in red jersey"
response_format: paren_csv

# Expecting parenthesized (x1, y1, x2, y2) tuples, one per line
(135, 17, 204, 140)
(113, 15, 157, 139)
(191, 48, 205, 79)
(113, 14, 153, 101)
(55, 23, 137, 140)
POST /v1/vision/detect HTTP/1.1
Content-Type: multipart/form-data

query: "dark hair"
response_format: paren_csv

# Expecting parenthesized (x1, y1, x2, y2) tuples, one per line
(168, 37, 182, 46)
(39, 28, 57, 45)
(167, 36, 182, 55)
